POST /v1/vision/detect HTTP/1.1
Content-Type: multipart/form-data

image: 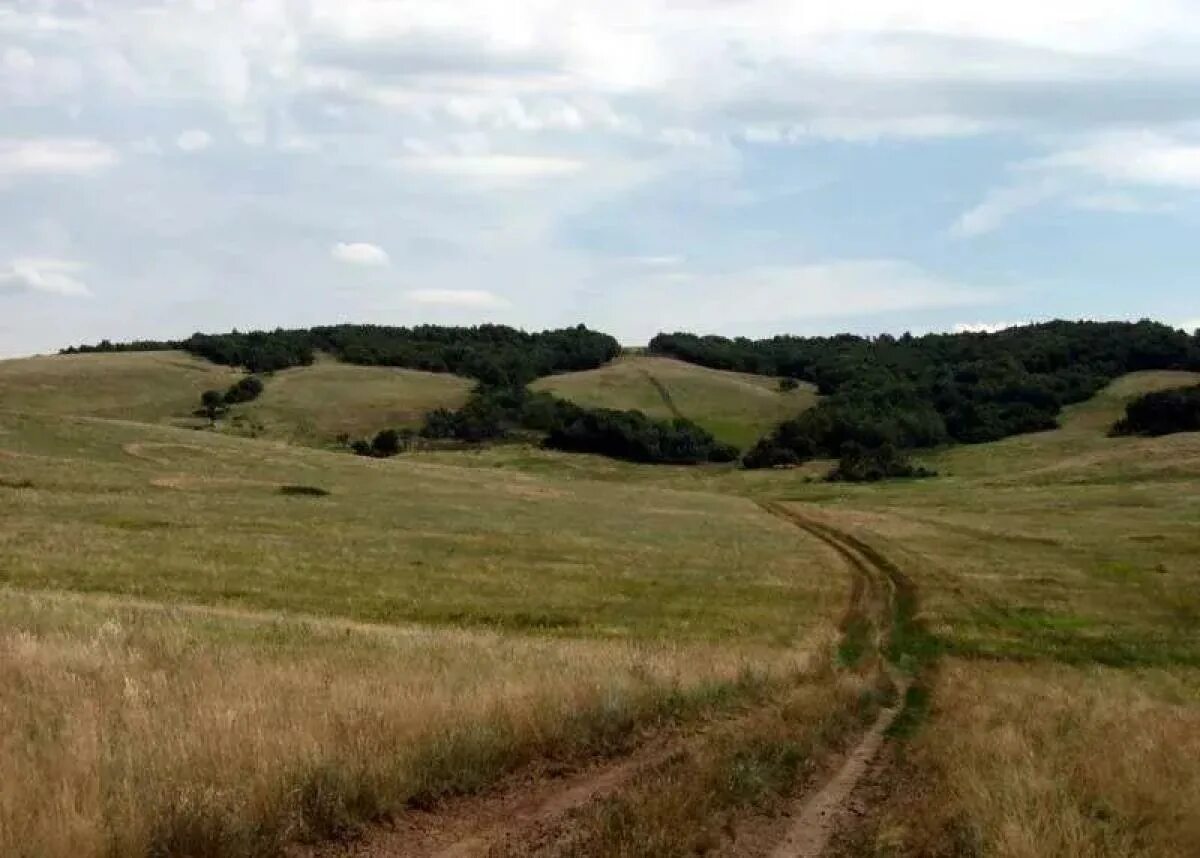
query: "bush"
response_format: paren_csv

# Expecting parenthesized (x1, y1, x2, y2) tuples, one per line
(545, 409, 738, 465)
(826, 442, 936, 483)
(224, 376, 264, 404)
(778, 377, 800, 392)
(1112, 385, 1200, 437)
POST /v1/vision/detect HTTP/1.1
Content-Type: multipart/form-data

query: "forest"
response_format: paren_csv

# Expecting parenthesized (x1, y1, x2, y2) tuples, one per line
(650, 321, 1200, 467)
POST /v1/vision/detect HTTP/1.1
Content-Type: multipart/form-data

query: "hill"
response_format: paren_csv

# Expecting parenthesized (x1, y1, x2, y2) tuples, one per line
(532, 355, 816, 449)
(0, 350, 239, 424)
(225, 356, 473, 446)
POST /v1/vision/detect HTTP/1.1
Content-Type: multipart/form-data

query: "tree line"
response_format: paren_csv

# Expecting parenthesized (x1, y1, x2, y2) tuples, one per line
(67, 324, 621, 384)
(651, 321, 1200, 468)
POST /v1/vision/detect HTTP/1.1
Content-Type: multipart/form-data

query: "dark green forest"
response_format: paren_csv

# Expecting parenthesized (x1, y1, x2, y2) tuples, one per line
(66, 324, 621, 385)
(650, 321, 1200, 468)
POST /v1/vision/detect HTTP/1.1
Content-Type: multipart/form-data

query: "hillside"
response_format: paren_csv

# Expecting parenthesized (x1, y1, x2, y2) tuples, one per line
(225, 356, 472, 445)
(532, 354, 816, 449)
(0, 350, 239, 424)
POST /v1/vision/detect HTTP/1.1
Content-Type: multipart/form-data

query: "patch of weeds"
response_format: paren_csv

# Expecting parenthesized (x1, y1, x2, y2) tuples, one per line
(0, 478, 34, 490)
(837, 615, 872, 667)
(278, 484, 331, 497)
(887, 683, 932, 740)
(100, 516, 173, 531)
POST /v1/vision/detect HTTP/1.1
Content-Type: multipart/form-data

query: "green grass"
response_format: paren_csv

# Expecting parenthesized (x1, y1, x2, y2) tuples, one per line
(224, 355, 472, 446)
(0, 350, 239, 423)
(0, 410, 841, 644)
(532, 354, 817, 449)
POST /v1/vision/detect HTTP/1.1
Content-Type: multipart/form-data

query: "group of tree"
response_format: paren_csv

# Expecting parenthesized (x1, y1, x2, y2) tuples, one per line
(652, 321, 1200, 468)
(1112, 384, 1200, 437)
(358, 383, 737, 465)
(825, 442, 936, 483)
(70, 324, 621, 383)
(198, 375, 264, 423)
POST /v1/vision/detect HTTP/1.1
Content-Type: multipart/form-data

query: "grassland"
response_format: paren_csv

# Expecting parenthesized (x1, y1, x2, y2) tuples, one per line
(224, 355, 472, 446)
(532, 354, 817, 449)
(0, 350, 239, 423)
(4, 354, 1200, 858)
(0, 391, 846, 857)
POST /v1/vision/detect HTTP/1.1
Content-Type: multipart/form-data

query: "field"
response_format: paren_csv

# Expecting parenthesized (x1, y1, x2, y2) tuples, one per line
(225, 356, 472, 446)
(3, 354, 1199, 857)
(532, 354, 817, 449)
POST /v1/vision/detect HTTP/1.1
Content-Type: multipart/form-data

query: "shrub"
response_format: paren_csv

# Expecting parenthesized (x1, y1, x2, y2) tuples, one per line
(826, 442, 936, 483)
(224, 376, 264, 404)
(1112, 385, 1200, 437)
(778, 377, 800, 392)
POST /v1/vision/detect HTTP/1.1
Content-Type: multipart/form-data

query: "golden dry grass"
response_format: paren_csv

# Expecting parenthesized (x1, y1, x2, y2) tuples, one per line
(0, 590, 831, 858)
(871, 661, 1200, 858)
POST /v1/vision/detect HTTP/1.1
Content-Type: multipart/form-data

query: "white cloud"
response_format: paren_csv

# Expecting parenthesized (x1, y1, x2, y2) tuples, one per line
(952, 321, 1020, 334)
(951, 178, 1060, 237)
(331, 241, 390, 267)
(393, 153, 584, 182)
(0, 138, 118, 178)
(0, 258, 92, 297)
(1178, 318, 1200, 333)
(175, 129, 213, 153)
(1032, 132, 1200, 189)
(406, 289, 509, 309)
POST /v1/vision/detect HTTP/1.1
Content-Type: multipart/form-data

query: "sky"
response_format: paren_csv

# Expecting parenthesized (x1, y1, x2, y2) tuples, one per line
(3, 0, 1200, 357)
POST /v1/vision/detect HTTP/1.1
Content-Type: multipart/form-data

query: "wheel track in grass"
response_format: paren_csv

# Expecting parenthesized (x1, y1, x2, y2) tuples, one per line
(755, 503, 917, 858)
(305, 501, 916, 858)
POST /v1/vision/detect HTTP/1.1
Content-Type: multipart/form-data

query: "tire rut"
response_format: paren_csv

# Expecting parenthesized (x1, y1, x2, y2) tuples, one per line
(757, 502, 915, 858)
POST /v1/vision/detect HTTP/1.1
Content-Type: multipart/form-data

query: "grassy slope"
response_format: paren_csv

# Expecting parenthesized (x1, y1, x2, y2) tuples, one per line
(0, 350, 474, 446)
(0, 403, 844, 857)
(532, 354, 817, 449)
(434, 370, 1200, 856)
(0, 350, 239, 423)
(227, 355, 472, 445)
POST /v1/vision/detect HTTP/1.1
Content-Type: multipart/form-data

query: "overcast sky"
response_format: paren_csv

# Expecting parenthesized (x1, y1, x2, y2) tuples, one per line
(3, 0, 1200, 356)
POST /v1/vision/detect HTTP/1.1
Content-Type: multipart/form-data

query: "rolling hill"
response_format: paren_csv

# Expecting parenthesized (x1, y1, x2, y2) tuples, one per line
(532, 354, 817, 449)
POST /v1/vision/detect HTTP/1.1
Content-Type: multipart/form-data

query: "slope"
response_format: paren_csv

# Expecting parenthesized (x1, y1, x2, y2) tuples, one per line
(532, 355, 817, 449)
(226, 354, 472, 445)
(0, 350, 239, 424)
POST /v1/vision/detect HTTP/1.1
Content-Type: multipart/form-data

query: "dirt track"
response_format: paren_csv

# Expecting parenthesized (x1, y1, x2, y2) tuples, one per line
(306, 503, 916, 858)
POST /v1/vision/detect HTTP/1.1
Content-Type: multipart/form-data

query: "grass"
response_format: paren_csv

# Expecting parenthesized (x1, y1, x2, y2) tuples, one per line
(224, 354, 471, 446)
(0, 350, 239, 424)
(532, 354, 817, 449)
(0, 401, 846, 857)
(5, 361, 1200, 858)
(0, 589, 827, 858)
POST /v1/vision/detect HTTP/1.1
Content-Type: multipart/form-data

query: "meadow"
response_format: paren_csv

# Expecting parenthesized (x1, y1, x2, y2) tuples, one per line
(2, 348, 1199, 857)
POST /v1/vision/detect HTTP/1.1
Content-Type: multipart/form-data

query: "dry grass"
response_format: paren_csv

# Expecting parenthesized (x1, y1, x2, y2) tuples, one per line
(0, 590, 832, 858)
(532, 355, 817, 450)
(868, 661, 1200, 858)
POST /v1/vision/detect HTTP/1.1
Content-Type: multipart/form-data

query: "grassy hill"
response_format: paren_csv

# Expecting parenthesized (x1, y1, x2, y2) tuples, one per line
(225, 355, 472, 445)
(532, 354, 816, 449)
(0, 350, 474, 446)
(0, 350, 239, 423)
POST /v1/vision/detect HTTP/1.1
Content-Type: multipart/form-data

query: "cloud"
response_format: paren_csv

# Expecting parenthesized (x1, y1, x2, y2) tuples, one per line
(332, 241, 390, 267)
(951, 179, 1062, 237)
(1032, 132, 1200, 189)
(952, 321, 1020, 334)
(1178, 318, 1200, 333)
(175, 129, 213, 153)
(406, 289, 508, 308)
(0, 259, 91, 297)
(392, 153, 584, 182)
(0, 138, 118, 178)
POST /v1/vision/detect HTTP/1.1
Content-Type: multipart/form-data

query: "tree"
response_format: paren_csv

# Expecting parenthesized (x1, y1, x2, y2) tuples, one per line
(200, 390, 226, 425)
(371, 428, 402, 457)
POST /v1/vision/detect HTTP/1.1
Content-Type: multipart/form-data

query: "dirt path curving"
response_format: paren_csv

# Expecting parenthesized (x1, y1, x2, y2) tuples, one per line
(756, 503, 917, 858)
